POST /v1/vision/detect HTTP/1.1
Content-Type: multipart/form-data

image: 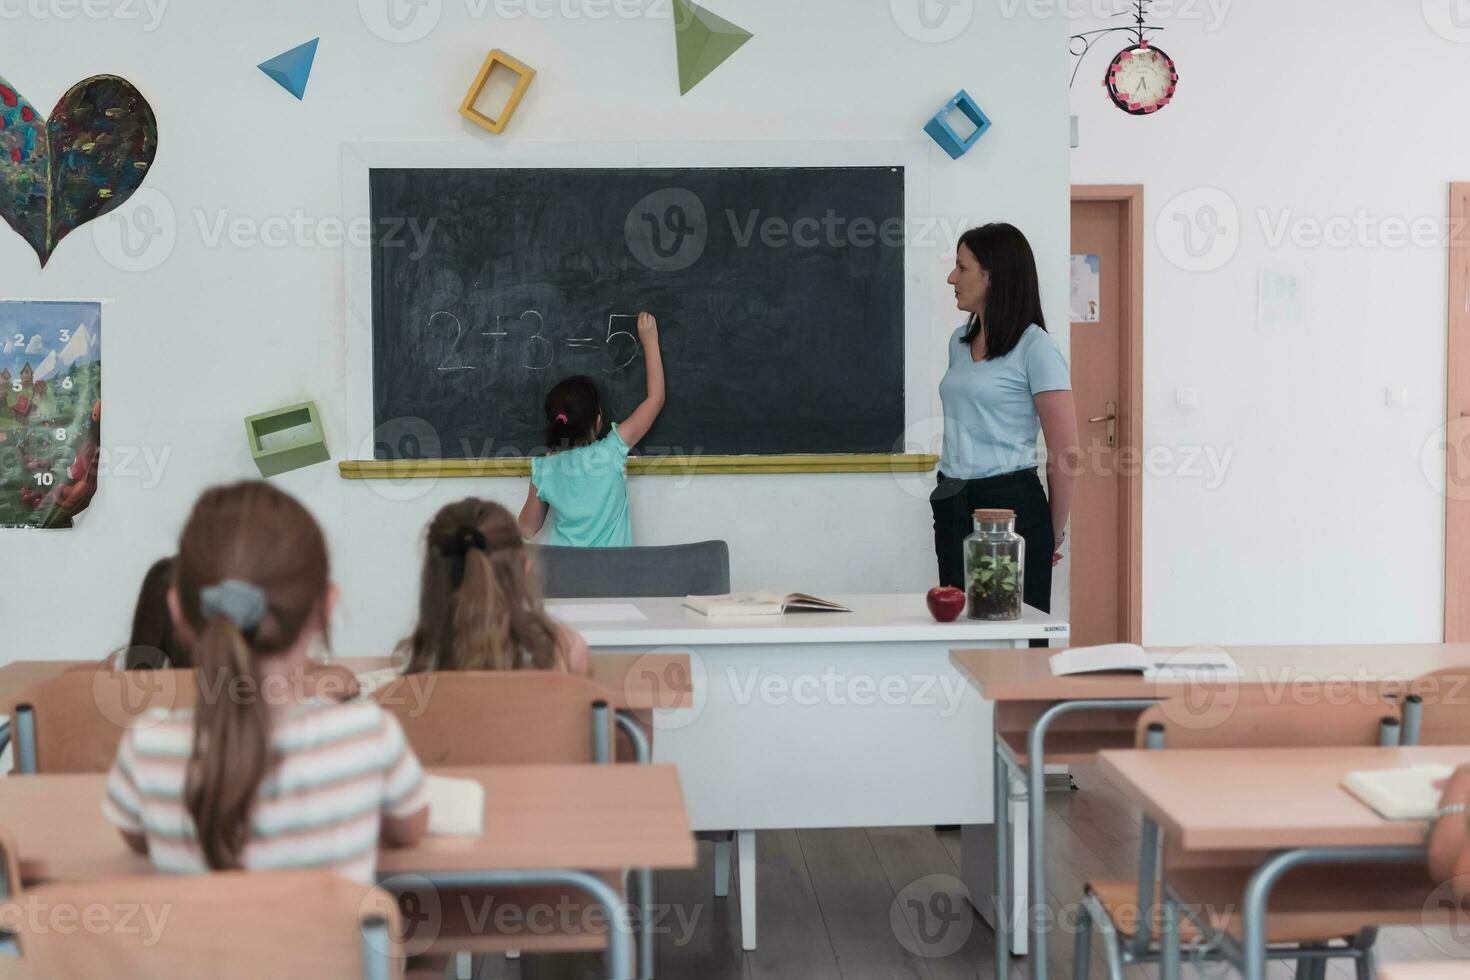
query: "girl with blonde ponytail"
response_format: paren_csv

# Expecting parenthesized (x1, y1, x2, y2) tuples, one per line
(399, 498, 590, 675)
(103, 481, 429, 881)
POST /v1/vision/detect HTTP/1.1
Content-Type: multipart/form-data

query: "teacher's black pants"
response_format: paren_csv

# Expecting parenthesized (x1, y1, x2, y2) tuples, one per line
(931, 468, 1055, 618)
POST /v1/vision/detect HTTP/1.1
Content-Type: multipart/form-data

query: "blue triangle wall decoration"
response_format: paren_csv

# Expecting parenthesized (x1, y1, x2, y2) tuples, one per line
(258, 38, 319, 100)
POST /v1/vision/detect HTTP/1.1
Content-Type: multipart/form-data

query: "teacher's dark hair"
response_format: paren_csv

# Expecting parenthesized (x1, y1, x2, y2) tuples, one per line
(957, 223, 1048, 360)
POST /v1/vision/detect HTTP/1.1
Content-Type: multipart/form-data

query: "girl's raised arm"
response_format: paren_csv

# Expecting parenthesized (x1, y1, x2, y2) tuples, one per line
(616, 312, 666, 448)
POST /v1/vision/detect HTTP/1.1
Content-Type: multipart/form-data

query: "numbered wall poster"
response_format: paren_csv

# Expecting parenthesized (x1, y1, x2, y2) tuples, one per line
(0, 301, 102, 529)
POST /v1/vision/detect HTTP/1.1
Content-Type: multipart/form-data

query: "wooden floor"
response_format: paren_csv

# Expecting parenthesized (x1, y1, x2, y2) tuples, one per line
(475, 761, 1469, 979)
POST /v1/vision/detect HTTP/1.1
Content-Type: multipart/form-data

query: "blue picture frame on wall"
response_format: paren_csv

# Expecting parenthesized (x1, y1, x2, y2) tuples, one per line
(924, 89, 992, 160)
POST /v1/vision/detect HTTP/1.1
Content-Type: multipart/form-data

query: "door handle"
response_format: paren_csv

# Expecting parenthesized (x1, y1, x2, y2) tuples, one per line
(1088, 400, 1118, 449)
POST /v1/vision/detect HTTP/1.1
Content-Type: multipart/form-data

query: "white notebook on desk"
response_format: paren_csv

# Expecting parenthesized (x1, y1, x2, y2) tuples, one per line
(683, 592, 850, 617)
(1342, 764, 1455, 820)
(1048, 643, 1241, 680)
(424, 774, 485, 837)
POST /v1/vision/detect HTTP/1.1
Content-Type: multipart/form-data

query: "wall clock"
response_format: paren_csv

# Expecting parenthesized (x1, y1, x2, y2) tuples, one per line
(1105, 40, 1178, 115)
(1070, 1, 1179, 117)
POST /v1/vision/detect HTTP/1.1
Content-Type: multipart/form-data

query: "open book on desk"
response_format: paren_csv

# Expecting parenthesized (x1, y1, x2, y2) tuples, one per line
(1048, 643, 1242, 680)
(683, 592, 851, 618)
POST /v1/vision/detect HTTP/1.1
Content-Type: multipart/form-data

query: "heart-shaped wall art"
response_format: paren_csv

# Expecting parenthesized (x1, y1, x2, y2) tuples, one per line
(0, 74, 158, 267)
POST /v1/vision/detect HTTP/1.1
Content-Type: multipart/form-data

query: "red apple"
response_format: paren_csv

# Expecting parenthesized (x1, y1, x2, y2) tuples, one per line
(926, 586, 966, 623)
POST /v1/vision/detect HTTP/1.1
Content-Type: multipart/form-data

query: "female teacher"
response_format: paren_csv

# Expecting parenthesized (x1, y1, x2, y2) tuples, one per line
(932, 223, 1080, 615)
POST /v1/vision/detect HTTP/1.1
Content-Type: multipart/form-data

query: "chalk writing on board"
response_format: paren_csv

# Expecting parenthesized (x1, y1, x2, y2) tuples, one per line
(432, 310, 642, 374)
(430, 311, 476, 372)
(603, 314, 639, 373)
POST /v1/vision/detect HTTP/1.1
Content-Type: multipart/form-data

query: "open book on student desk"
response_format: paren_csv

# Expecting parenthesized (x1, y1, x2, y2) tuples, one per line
(683, 592, 851, 617)
(1048, 643, 1242, 680)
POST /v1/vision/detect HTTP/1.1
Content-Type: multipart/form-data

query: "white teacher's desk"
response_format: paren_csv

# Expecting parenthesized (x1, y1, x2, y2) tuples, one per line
(553, 592, 1068, 952)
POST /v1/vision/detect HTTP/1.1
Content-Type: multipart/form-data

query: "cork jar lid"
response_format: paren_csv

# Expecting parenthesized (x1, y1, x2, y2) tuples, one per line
(973, 509, 1015, 521)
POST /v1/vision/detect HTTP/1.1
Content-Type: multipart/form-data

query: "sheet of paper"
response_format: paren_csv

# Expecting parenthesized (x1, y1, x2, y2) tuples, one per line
(546, 602, 649, 623)
(425, 774, 485, 836)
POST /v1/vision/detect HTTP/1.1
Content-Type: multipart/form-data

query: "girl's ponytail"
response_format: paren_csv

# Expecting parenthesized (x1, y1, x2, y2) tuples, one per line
(450, 547, 517, 671)
(185, 611, 272, 870)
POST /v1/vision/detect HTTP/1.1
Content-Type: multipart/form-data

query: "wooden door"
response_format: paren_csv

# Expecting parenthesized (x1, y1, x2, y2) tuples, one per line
(1069, 187, 1143, 645)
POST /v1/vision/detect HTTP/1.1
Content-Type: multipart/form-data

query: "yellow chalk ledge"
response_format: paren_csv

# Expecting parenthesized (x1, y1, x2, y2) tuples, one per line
(339, 454, 939, 479)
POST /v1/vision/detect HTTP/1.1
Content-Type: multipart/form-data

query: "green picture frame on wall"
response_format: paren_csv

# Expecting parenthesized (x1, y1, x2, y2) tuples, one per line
(245, 401, 330, 477)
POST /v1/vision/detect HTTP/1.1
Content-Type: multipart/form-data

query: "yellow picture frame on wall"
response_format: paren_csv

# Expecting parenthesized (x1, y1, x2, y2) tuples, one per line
(458, 49, 536, 135)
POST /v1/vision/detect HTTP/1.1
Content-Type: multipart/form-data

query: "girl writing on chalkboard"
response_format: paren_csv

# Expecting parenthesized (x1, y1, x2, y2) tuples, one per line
(399, 498, 591, 675)
(518, 311, 665, 547)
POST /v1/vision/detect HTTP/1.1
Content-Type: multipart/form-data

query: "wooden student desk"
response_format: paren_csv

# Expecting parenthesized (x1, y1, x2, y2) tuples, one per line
(0, 764, 695, 980)
(949, 643, 1470, 978)
(1097, 745, 1470, 980)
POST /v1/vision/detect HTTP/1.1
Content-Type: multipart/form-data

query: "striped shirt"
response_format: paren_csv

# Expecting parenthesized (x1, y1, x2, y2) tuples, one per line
(103, 698, 428, 884)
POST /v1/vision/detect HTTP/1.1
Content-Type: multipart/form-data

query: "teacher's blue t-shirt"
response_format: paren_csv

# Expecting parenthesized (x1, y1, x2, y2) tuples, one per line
(938, 323, 1071, 480)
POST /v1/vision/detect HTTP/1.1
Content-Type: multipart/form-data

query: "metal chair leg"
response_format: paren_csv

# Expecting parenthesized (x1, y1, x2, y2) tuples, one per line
(1296, 947, 1327, 980)
(1072, 902, 1093, 980)
(1353, 928, 1379, 980)
(1081, 892, 1126, 980)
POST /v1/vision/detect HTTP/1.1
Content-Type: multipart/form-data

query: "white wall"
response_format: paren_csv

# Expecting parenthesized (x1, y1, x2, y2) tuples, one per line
(1069, 1, 1455, 644)
(2, 0, 1069, 661)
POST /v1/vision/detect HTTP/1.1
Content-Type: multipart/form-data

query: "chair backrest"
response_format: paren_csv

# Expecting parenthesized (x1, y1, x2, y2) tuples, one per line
(10, 669, 196, 774)
(1133, 689, 1402, 750)
(0, 828, 21, 901)
(1405, 667, 1470, 745)
(0, 871, 401, 979)
(372, 671, 614, 766)
(1124, 690, 1402, 951)
(537, 540, 730, 598)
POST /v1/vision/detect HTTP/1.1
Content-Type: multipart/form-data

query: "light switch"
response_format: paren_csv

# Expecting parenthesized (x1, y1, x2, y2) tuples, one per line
(1176, 387, 1198, 410)
(1386, 386, 1409, 408)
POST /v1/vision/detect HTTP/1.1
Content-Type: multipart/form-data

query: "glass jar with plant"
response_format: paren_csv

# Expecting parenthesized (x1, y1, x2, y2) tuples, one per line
(963, 508, 1025, 621)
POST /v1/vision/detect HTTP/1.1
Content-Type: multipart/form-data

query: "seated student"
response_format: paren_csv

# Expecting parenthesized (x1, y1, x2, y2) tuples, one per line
(115, 555, 360, 699)
(399, 498, 591, 675)
(1430, 764, 1470, 897)
(103, 481, 429, 882)
(519, 311, 664, 546)
(119, 557, 191, 669)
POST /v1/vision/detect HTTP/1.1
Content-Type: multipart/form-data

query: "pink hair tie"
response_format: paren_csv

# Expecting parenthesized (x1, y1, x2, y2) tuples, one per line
(555, 413, 568, 424)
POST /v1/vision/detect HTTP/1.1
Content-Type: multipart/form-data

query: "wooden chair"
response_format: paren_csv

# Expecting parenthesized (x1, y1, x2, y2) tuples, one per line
(371, 671, 647, 975)
(8, 663, 359, 775)
(372, 670, 617, 767)
(1073, 692, 1410, 980)
(9, 668, 194, 774)
(0, 871, 401, 979)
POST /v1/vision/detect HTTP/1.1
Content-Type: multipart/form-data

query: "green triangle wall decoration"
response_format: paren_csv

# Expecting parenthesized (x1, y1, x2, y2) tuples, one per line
(674, 0, 753, 95)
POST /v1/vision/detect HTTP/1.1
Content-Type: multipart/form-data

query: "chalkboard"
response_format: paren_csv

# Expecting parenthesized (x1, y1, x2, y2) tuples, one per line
(369, 166, 906, 460)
